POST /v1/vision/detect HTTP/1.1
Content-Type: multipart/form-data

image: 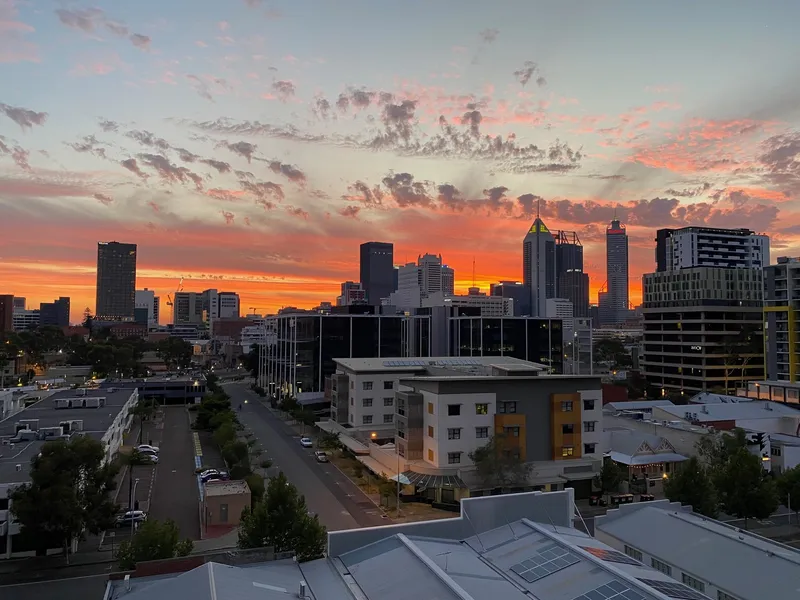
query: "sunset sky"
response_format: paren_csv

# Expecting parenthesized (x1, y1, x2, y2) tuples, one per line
(3, 0, 800, 323)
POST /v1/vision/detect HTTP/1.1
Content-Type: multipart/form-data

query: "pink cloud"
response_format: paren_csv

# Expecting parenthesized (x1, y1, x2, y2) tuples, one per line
(0, 0, 38, 63)
(218, 20, 230, 31)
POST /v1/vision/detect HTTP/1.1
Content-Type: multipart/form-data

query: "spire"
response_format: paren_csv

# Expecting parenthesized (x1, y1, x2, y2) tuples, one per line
(537, 197, 541, 219)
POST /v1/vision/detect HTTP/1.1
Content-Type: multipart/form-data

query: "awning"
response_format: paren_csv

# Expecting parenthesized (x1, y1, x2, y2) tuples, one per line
(401, 471, 466, 489)
(338, 435, 370, 455)
(356, 455, 398, 479)
(609, 451, 689, 466)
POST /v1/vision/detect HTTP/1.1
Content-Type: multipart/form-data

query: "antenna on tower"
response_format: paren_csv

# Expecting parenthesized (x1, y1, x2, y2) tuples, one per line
(472, 257, 476, 288)
(537, 196, 541, 219)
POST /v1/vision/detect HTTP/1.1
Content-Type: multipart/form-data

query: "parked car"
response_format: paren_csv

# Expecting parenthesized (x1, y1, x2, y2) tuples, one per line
(115, 510, 147, 527)
(300, 437, 313, 448)
(195, 466, 215, 474)
(199, 469, 219, 479)
(201, 470, 229, 483)
(314, 451, 328, 463)
(143, 453, 159, 464)
(137, 444, 160, 454)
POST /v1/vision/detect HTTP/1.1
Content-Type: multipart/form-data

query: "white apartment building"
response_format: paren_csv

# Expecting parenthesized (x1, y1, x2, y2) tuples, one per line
(421, 289, 513, 317)
(389, 253, 455, 309)
(135, 288, 159, 326)
(12, 309, 39, 331)
(545, 298, 574, 336)
(656, 226, 769, 271)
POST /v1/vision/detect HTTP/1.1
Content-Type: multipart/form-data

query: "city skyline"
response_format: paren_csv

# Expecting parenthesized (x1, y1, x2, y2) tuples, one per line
(2, 1, 800, 322)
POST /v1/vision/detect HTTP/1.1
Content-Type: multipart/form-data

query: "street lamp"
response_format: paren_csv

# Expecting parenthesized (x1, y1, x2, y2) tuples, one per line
(130, 478, 140, 537)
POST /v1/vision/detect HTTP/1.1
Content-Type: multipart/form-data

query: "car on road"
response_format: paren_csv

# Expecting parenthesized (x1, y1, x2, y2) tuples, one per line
(314, 451, 328, 463)
(142, 453, 159, 464)
(300, 437, 313, 448)
(137, 444, 160, 454)
(115, 510, 147, 527)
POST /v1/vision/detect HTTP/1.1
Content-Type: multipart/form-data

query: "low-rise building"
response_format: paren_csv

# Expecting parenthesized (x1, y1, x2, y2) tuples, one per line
(595, 499, 800, 600)
(0, 387, 138, 558)
(604, 429, 688, 494)
(12, 308, 40, 331)
(202, 479, 251, 534)
(652, 400, 800, 434)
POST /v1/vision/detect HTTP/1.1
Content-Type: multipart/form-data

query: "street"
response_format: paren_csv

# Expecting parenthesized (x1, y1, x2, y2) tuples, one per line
(227, 384, 387, 531)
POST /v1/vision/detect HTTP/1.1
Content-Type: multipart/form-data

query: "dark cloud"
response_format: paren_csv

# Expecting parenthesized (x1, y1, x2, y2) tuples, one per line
(460, 106, 482, 137)
(436, 183, 463, 211)
(480, 28, 499, 43)
(126, 130, 171, 151)
(240, 179, 284, 206)
(516, 193, 545, 217)
(272, 80, 296, 101)
(218, 140, 257, 162)
(186, 74, 214, 102)
(55, 8, 151, 50)
(130, 34, 151, 49)
(67, 134, 107, 158)
(0, 136, 9, 154)
(758, 131, 800, 196)
(186, 118, 325, 143)
(513, 61, 539, 87)
(221, 210, 235, 224)
(0, 103, 48, 130)
(663, 182, 712, 197)
(381, 172, 434, 208)
(338, 205, 361, 219)
(313, 96, 331, 119)
(120, 158, 147, 179)
(137, 153, 204, 189)
(343, 181, 384, 207)
(11, 147, 31, 171)
(202, 159, 232, 173)
(285, 206, 309, 219)
(379, 100, 417, 142)
(98, 119, 119, 132)
(266, 160, 306, 183)
(94, 193, 113, 205)
(175, 147, 200, 162)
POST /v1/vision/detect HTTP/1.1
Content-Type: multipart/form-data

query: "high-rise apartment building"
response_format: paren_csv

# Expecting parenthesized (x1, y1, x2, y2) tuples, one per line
(359, 242, 394, 306)
(336, 281, 366, 306)
(39, 297, 70, 327)
(135, 289, 159, 327)
(523, 217, 556, 317)
(764, 256, 800, 382)
(95, 241, 137, 321)
(0, 296, 12, 334)
(173, 289, 239, 325)
(490, 281, 530, 316)
(394, 254, 455, 304)
(605, 219, 629, 325)
(655, 227, 769, 272)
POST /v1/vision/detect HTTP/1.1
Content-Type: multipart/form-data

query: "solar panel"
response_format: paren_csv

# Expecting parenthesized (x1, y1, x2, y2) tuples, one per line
(638, 579, 710, 600)
(580, 546, 643, 566)
(508, 544, 580, 583)
(573, 580, 646, 600)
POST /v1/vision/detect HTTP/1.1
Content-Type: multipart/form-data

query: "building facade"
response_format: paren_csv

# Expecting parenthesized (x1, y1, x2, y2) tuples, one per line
(359, 241, 394, 306)
(173, 289, 239, 326)
(391, 253, 456, 309)
(39, 297, 70, 327)
(641, 267, 764, 394)
(12, 309, 39, 331)
(135, 289, 159, 327)
(0, 295, 14, 333)
(336, 281, 366, 306)
(490, 281, 530, 316)
(656, 226, 769, 272)
(523, 218, 556, 317)
(605, 219, 629, 325)
(763, 256, 800, 382)
(95, 241, 137, 321)
(558, 270, 590, 318)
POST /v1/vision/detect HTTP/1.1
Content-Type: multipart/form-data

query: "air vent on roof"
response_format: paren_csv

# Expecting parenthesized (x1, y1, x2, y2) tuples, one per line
(637, 578, 709, 600)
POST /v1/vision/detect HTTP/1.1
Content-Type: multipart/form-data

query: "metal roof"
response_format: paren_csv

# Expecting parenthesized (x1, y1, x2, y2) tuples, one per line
(401, 470, 466, 489)
(658, 401, 800, 422)
(595, 503, 800, 600)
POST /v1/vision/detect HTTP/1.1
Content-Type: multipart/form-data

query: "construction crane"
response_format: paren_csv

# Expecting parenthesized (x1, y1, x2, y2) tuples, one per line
(165, 277, 185, 324)
(249, 307, 264, 317)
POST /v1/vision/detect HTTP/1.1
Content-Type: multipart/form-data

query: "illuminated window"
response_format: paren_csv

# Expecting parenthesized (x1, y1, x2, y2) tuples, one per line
(428, 426, 434, 438)
(427, 449, 434, 461)
(428, 402, 434, 414)
(562, 446, 574, 457)
(475, 403, 488, 415)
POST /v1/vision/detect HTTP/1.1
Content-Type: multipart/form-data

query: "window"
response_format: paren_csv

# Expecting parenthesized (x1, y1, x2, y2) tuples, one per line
(583, 399, 596, 411)
(447, 452, 462, 464)
(682, 573, 705, 593)
(427, 449, 434, 461)
(350, 397, 354, 405)
(428, 425, 434, 438)
(584, 443, 596, 454)
(717, 591, 737, 600)
(475, 426, 489, 438)
(447, 404, 461, 416)
(583, 421, 596, 432)
(504, 426, 520, 437)
(383, 397, 394, 407)
(362, 398, 373, 407)
(383, 414, 394, 424)
(362, 381, 373, 391)
(561, 446, 574, 457)
(428, 402, 434, 414)
(475, 403, 488, 415)
(624, 545, 642, 562)
(383, 380, 393, 390)
(350, 380, 354, 389)
(362, 415, 373, 425)
(562, 424, 574, 434)
(771, 446, 781, 457)
(651, 558, 672, 576)
(498, 401, 517, 414)
(447, 428, 462, 440)
(561, 401, 573, 412)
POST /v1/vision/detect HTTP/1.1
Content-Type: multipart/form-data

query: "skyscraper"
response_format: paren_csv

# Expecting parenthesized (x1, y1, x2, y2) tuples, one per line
(40, 297, 70, 327)
(96, 241, 137, 321)
(605, 218, 629, 325)
(523, 217, 556, 317)
(0, 295, 13, 333)
(555, 231, 589, 318)
(359, 241, 394, 307)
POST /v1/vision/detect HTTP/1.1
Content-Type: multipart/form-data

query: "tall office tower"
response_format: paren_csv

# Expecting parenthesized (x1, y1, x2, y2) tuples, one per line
(605, 218, 629, 325)
(490, 281, 530, 316)
(441, 264, 455, 296)
(95, 241, 137, 321)
(392, 253, 456, 309)
(39, 297, 70, 327)
(555, 231, 589, 318)
(12, 297, 25, 310)
(360, 242, 394, 306)
(655, 226, 769, 272)
(0, 295, 14, 333)
(522, 217, 556, 317)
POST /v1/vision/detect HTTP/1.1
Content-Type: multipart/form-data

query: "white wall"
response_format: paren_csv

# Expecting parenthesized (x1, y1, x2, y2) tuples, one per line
(580, 389, 603, 456)
(347, 370, 417, 430)
(422, 391, 496, 468)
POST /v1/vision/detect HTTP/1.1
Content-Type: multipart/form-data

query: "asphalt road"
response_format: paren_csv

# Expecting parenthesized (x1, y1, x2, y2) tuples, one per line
(228, 384, 387, 531)
(147, 406, 201, 540)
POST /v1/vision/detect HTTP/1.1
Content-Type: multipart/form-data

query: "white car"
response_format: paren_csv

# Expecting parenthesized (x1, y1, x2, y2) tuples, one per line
(299, 437, 313, 448)
(137, 444, 160, 454)
(143, 454, 159, 464)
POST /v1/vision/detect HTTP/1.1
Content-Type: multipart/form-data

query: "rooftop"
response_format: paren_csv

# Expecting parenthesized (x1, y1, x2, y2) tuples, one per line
(604, 430, 687, 466)
(204, 480, 250, 497)
(595, 500, 800, 600)
(0, 388, 136, 484)
(688, 391, 753, 404)
(658, 400, 800, 422)
(334, 356, 539, 373)
(604, 400, 675, 412)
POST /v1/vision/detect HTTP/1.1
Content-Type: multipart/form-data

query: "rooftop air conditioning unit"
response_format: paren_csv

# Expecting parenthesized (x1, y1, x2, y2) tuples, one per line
(55, 399, 71, 409)
(17, 419, 39, 431)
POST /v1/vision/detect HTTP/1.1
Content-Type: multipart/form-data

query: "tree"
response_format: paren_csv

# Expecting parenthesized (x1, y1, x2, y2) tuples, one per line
(117, 519, 193, 570)
(156, 337, 192, 371)
(195, 392, 235, 430)
(212, 421, 237, 448)
(777, 465, 800, 524)
(722, 324, 763, 392)
(663, 457, 719, 518)
(593, 457, 624, 496)
(238, 472, 326, 561)
(10, 436, 119, 559)
(594, 339, 633, 370)
(244, 474, 266, 505)
(468, 432, 533, 489)
(716, 447, 779, 529)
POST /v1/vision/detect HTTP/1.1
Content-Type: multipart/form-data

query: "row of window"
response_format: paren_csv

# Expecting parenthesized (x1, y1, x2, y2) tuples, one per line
(357, 397, 394, 408)
(428, 398, 597, 417)
(561, 421, 597, 434)
(426, 449, 464, 464)
(624, 546, 737, 600)
(361, 414, 394, 425)
(560, 443, 596, 456)
(359, 380, 395, 391)
(428, 426, 494, 440)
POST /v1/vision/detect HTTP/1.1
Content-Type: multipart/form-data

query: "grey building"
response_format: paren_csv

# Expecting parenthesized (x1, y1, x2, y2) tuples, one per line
(96, 241, 137, 321)
(490, 281, 530, 316)
(605, 219, 629, 325)
(359, 241, 394, 306)
(558, 270, 589, 318)
(523, 217, 556, 317)
(655, 226, 769, 272)
(764, 256, 800, 382)
(39, 296, 70, 327)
